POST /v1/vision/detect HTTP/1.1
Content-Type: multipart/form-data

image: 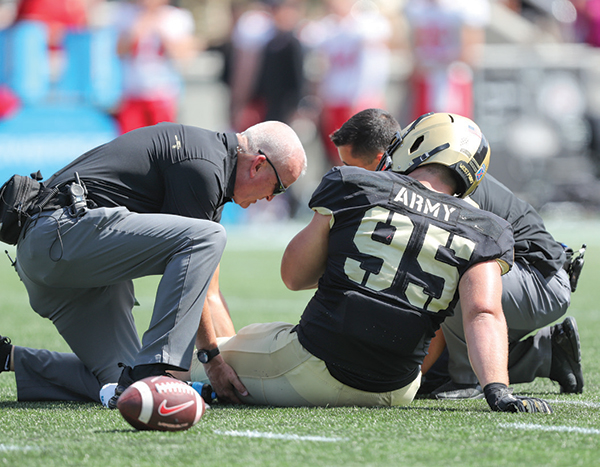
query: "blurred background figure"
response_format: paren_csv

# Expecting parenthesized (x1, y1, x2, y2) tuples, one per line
(12, 0, 89, 85)
(252, 0, 307, 218)
(14, 0, 87, 49)
(253, 0, 305, 125)
(301, 0, 392, 167)
(213, 0, 307, 221)
(226, 1, 274, 131)
(574, 0, 600, 46)
(113, 0, 198, 134)
(403, 0, 490, 121)
(223, 0, 305, 132)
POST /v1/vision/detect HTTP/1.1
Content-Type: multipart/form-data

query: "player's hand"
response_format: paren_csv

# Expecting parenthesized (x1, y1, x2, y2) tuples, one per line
(484, 383, 553, 413)
(203, 356, 248, 404)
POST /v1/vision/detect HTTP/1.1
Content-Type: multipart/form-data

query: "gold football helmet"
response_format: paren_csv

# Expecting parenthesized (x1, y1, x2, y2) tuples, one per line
(377, 113, 490, 198)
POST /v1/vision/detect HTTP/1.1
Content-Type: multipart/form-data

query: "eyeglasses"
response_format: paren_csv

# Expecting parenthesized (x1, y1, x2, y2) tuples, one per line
(259, 150, 287, 196)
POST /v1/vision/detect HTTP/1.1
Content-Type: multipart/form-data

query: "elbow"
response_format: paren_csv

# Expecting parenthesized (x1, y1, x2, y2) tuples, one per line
(284, 276, 318, 291)
(465, 305, 507, 330)
(281, 251, 305, 290)
(285, 281, 303, 292)
(281, 267, 303, 291)
(281, 263, 317, 291)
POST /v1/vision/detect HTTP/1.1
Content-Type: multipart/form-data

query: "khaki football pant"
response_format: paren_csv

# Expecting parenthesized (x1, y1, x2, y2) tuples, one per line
(190, 322, 421, 407)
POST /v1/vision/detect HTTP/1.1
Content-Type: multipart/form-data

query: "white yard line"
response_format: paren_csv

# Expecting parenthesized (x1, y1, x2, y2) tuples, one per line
(498, 399, 600, 435)
(546, 399, 600, 409)
(0, 444, 37, 452)
(214, 429, 348, 442)
(499, 423, 600, 435)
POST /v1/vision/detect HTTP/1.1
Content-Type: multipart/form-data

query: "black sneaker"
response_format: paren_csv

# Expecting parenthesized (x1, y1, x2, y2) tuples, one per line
(107, 364, 135, 410)
(0, 335, 13, 373)
(107, 362, 173, 409)
(431, 380, 484, 400)
(550, 317, 584, 393)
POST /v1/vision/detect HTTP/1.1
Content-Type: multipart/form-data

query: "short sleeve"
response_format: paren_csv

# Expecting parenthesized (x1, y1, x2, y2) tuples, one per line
(309, 168, 348, 215)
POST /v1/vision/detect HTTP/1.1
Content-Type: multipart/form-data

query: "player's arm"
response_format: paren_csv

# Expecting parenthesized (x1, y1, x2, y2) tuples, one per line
(170, 267, 233, 377)
(421, 328, 446, 375)
(281, 211, 330, 290)
(460, 260, 552, 413)
(459, 260, 508, 388)
(195, 295, 248, 403)
(205, 264, 235, 337)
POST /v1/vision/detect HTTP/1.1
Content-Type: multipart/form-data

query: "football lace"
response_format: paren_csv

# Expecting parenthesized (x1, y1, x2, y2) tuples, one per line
(155, 381, 195, 395)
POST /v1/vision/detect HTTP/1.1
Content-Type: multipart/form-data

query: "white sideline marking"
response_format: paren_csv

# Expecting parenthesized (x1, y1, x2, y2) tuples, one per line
(547, 399, 600, 409)
(0, 444, 36, 452)
(499, 423, 600, 435)
(214, 430, 348, 442)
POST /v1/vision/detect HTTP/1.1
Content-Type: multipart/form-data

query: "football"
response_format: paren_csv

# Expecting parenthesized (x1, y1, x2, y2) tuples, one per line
(117, 376, 206, 432)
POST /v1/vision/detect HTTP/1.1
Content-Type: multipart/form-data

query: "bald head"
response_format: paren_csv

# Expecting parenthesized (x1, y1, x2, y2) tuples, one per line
(243, 121, 307, 180)
(233, 121, 307, 208)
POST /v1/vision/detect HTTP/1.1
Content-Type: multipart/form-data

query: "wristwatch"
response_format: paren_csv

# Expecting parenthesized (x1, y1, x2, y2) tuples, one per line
(197, 347, 220, 364)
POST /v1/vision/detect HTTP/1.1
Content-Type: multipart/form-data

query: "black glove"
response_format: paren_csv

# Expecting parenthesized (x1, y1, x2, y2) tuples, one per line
(484, 383, 553, 413)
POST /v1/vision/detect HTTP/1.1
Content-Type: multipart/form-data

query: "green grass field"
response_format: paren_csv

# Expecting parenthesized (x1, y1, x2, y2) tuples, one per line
(1, 216, 599, 467)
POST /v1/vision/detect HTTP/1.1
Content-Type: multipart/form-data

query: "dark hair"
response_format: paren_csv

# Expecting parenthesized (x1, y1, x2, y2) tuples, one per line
(330, 108, 401, 163)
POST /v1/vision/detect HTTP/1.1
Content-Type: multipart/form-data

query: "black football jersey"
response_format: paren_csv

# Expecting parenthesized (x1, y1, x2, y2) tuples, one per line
(296, 167, 514, 392)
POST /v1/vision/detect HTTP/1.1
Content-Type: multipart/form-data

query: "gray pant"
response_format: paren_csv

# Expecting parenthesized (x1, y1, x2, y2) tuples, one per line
(13, 206, 226, 402)
(441, 261, 571, 385)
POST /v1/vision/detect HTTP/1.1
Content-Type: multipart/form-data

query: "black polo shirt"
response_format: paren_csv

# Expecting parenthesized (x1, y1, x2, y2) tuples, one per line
(45, 123, 239, 222)
(469, 175, 565, 278)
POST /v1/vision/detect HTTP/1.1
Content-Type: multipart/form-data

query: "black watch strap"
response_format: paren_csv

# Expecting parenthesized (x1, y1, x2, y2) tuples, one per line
(197, 347, 220, 364)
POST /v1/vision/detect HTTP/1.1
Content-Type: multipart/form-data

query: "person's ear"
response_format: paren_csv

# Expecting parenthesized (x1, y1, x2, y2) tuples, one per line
(249, 153, 266, 179)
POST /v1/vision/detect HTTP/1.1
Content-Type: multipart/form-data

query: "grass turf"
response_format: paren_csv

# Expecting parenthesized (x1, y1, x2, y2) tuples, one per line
(0, 216, 599, 467)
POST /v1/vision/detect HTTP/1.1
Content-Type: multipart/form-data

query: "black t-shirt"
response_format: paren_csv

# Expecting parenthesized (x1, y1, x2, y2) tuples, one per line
(296, 167, 514, 392)
(469, 175, 565, 278)
(45, 123, 239, 222)
(254, 29, 304, 122)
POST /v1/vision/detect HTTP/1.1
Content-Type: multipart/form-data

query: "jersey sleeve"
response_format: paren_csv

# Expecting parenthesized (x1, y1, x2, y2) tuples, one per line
(494, 221, 514, 275)
(308, 168, 348, 216)
(309, 167, 374, 217)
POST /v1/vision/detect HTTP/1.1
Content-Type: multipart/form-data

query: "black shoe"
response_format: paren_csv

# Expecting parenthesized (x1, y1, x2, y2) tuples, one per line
(107, 362, 173, 409)
(550, 317, 584, 394)
(0, 335, 13, 373)
(431, 380, 484, 400)
(416, 375, 451, 398)
(107, 364, 135, 410)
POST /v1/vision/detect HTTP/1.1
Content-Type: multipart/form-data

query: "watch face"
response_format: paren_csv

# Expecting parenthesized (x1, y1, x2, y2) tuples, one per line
(198, 351, 208, 364)
(197, 348, 219, 363)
